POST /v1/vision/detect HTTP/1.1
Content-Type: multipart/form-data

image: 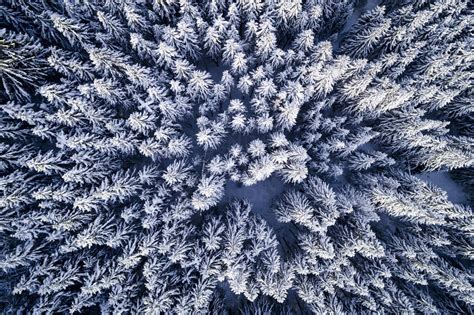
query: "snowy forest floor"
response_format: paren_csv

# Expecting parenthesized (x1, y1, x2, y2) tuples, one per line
(416, 171, 469, 204)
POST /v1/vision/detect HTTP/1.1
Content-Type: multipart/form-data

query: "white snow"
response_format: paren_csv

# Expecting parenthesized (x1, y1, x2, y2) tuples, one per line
(221, 174, 287, 228)
(416, 171, 468, 204)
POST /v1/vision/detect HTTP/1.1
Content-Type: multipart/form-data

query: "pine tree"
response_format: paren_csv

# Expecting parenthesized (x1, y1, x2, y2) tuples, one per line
(340, 6, 391, 58)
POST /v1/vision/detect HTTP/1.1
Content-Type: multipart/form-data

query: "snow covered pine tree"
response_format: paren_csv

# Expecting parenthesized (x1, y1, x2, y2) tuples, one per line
(0, 0, 472, 313)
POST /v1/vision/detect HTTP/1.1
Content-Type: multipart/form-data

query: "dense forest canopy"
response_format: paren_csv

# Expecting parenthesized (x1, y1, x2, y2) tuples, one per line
(0, 0, 472, 313)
